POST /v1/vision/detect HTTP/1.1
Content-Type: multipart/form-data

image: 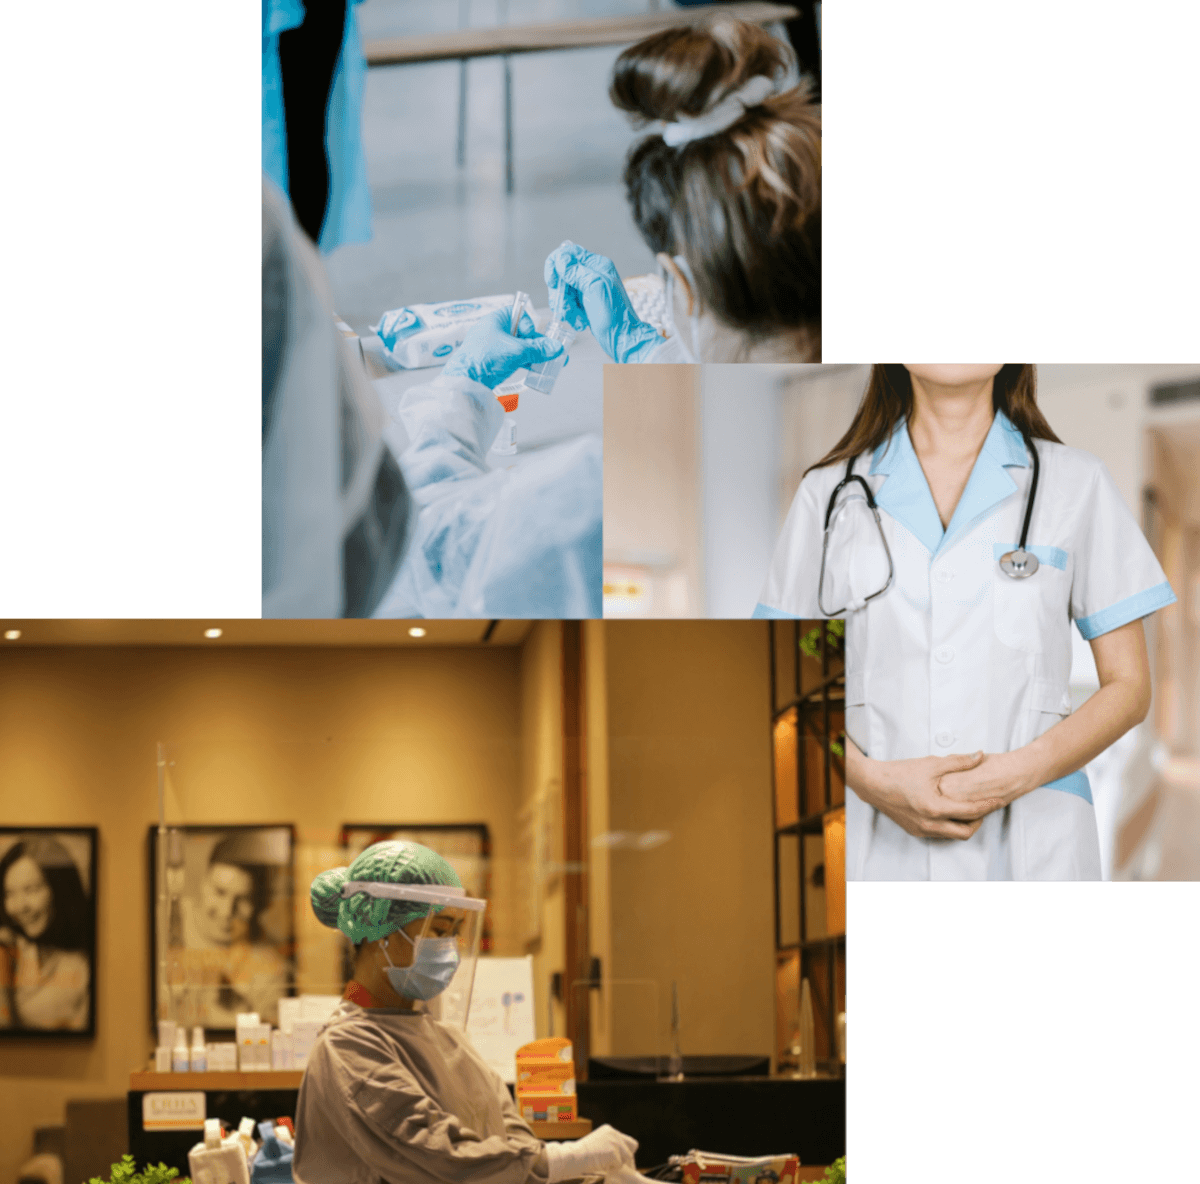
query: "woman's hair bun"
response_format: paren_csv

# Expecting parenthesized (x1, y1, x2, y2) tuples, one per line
(610, 15, 791, 125)
(310, 867, 349, 929)
(611, 16, 820, 343)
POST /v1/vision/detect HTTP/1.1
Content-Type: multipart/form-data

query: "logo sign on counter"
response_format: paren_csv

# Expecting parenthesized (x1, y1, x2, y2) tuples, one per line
(143, 1092, 207, 1131)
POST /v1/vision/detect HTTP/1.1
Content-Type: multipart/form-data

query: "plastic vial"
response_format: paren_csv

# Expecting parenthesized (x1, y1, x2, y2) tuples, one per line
(522, 321, 577, 394)
(492, 416, 518, 455)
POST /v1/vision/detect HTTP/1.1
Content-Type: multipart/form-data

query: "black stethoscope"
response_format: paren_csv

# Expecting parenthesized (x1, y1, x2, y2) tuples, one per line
(817, 430, 1042, 615)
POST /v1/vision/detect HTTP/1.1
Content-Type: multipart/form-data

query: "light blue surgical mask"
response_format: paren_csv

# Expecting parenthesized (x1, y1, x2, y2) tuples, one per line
(663, 254, 701, 364)
(379, 928, 460, 1001)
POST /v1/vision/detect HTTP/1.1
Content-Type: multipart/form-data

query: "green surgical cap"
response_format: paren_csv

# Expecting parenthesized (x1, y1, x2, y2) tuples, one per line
(310, 840, 463, 945)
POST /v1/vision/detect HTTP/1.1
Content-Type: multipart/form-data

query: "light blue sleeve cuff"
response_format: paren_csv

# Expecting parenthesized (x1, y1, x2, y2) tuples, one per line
(1075, 580, 1177, 640)
(752, 602, 801, 619)
(1043, 770, 1093, 804)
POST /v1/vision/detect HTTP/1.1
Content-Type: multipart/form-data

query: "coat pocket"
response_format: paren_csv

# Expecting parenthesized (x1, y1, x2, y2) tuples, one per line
(992, 547, 1071, 654)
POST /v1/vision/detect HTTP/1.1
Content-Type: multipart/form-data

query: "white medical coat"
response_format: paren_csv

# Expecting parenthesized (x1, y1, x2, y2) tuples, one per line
(755, 411, 1176, 881)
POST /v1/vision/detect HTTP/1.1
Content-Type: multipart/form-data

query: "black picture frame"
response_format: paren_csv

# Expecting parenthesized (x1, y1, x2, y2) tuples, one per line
(147, 823, 296, 1036)
(0, 826, 99, 1041)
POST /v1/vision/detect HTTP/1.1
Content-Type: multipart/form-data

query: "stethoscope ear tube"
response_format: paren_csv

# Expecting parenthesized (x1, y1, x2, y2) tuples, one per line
(818, 455, 895, 616)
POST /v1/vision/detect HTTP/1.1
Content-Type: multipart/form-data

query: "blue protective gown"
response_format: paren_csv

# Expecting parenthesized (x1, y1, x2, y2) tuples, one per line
(262, 0, 372, 252)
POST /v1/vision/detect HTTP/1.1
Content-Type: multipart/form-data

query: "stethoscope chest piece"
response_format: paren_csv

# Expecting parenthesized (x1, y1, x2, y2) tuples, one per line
(999, 548, 1039, 578)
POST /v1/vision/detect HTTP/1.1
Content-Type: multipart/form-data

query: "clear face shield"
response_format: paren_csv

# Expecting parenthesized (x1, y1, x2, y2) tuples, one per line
(818, 467, 895, 617)
(341, 881, 486, 1030)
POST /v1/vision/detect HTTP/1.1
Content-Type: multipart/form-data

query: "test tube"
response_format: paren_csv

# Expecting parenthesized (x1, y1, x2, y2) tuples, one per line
(510, 291, 529, 334)
(523, 280, 574, 395)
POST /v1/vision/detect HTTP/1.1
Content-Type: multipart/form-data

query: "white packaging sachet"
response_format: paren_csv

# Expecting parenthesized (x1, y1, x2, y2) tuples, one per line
(374, 294, 514, 369)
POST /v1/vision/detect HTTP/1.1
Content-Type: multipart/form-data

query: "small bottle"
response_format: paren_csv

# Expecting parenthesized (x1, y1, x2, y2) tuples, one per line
(155, 1046, 172, 1072)
(172, 1027, 190, 1073)
(190, 1027, 207, 1073)
(522, 321, 577, 395)
(236, 1117, 257, 1161)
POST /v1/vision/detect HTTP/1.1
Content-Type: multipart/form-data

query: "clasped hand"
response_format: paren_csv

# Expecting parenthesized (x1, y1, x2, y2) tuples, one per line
(864, 750, 1034, 841)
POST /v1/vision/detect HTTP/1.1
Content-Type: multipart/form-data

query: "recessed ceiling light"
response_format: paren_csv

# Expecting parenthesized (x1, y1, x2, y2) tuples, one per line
(204, 628, 223, 639)
(3, 630, 20, 641)
(408, 627, 427, 638)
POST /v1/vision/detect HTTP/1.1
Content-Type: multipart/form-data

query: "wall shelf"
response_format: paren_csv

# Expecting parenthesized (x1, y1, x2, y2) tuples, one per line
(770, 620, 847, 1078)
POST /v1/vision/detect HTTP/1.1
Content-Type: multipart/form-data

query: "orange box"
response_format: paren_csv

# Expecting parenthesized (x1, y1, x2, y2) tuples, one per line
(516, 1038, 576, 1124)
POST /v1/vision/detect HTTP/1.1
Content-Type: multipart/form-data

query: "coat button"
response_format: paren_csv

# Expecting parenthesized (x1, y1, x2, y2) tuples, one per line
(935, 731, 955, 747)
(935, 568, 954, 583)
(935, 645, 955, 664)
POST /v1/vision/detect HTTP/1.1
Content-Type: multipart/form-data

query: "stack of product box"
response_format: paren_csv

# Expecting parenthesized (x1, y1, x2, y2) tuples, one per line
(151, 995, 342, 1074)
(514, 1037, 577, 1124)
(236, 1014, 273, 1071)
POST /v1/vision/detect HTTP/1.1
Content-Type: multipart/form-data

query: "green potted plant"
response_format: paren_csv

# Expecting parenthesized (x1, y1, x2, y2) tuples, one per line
(799, 619, 845, 661)
(89, 1156, 189, 1184)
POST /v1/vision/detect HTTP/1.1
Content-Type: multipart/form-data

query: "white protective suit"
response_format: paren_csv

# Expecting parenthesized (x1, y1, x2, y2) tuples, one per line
(262, 178, 601, 618)
(756, 411, 1176, 881)
(293, 1001, 550, 1184)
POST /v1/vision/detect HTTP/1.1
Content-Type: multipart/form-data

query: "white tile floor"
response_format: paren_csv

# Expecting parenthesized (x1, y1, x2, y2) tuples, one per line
(325, 0, 666, 331)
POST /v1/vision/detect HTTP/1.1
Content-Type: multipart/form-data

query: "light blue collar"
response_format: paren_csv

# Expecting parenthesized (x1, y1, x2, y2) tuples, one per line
(868, 410, 1030, 556)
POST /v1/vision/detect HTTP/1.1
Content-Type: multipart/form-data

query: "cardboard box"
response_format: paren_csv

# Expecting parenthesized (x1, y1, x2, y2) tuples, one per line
(516, 1038, 576, 1123)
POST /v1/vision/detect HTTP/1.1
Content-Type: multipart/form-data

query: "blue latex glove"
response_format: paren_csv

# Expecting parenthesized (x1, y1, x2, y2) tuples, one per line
(544, 241, 661, 363)
(442, 306, 565, 390)
(251, 1122, 294, 1184)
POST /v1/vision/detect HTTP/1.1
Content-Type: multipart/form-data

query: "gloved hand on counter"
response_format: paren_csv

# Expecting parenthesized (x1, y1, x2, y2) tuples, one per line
(544, 241, 661, 364)
(544, 1124, 638, 1183)
(442, 306, 565, 390)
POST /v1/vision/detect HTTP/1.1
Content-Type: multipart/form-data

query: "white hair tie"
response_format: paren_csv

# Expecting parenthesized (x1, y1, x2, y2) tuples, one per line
(659, 74, 777, 148)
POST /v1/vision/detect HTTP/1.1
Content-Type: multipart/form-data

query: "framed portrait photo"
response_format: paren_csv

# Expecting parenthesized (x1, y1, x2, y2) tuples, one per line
(149, 824, 295, 1034)
(0, 827, 98, 1040)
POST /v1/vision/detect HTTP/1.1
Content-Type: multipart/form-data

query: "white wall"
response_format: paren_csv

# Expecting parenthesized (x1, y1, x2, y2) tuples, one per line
(699, 367, 782, 617)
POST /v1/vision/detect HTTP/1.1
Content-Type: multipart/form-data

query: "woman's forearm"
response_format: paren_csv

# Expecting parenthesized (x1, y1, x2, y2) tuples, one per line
(1010, 675, 1150, 793)
(844, 737, 878, 799)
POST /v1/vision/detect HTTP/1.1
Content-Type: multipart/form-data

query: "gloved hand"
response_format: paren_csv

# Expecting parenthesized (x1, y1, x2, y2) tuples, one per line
(544, 1124, 638, 1183)
(442, 306, 566, 390)
(544, 241, 661, 364)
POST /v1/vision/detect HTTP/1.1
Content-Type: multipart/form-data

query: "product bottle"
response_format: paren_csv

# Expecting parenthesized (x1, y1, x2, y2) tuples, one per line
(172, 1027, 190, 1072)
(190, 1027, 207, 1073)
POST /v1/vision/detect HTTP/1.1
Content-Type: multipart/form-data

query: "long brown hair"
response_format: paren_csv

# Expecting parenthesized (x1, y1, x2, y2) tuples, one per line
(610, 16, 820, 344)
(806, 364, 1060, 475)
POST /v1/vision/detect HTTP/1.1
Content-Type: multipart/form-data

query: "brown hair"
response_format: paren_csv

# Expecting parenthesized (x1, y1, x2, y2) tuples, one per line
(610, 17, 820, 346)
(807, 365, 1061, 475)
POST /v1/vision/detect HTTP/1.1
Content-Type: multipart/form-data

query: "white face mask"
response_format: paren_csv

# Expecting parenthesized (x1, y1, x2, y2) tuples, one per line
(663, 255, 701, 364)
